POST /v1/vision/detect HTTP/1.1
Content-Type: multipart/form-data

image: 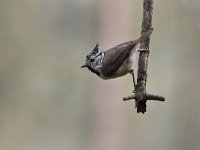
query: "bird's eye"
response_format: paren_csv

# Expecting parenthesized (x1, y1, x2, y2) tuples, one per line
(90, 58, 94, 62)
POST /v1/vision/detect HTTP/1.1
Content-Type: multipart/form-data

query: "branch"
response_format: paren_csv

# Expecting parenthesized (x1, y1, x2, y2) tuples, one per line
(123, 0, 165, 113)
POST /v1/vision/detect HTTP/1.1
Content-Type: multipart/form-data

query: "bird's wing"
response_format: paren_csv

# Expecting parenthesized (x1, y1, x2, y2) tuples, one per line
(101, 41, 136, 76)
(100, 29, 153, 77)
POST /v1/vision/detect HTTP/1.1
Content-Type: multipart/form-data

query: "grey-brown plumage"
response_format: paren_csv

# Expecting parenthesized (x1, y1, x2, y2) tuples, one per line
(81, 29, 153, 80)
(101, 41, 137, 78)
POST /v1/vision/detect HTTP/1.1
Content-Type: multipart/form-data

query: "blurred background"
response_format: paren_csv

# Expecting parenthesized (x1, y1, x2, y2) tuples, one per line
(0, 0, 199, 150)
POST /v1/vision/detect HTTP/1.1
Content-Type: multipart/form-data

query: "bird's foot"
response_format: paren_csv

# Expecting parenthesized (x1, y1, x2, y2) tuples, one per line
(132, 83, 139, 93)
(136, 48, 149, 52)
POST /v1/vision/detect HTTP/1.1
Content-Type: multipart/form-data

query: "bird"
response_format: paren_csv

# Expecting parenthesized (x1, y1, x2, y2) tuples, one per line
(81, 29, 153, 89)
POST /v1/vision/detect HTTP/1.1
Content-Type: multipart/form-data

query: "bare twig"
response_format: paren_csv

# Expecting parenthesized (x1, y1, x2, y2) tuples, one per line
(123, 94, 165, 102)
(123, 0, 165, 113)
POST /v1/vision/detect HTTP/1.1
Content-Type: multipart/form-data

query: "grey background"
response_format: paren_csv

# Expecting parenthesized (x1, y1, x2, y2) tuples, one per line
(0, 0, 199, 150)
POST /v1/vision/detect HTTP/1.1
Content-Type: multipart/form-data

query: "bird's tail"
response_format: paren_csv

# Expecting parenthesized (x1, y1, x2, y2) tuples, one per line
(135, 28, 153, 45)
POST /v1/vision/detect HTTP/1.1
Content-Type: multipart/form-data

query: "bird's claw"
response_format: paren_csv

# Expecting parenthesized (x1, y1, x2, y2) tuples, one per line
(136, 48, 149, 52)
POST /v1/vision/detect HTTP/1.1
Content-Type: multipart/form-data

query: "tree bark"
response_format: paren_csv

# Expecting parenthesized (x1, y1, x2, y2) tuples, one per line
(123, 0, 165, 113)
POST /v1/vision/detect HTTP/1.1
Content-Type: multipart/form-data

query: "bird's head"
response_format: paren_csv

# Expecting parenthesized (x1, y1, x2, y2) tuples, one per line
(81, 43, 102, 76)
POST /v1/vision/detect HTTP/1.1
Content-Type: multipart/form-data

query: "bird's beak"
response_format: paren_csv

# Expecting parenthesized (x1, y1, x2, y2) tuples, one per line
(81, 64, 87, 68)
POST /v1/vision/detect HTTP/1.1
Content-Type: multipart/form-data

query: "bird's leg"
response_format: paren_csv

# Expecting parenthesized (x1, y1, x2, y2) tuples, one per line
(129, 70, 136, 93)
